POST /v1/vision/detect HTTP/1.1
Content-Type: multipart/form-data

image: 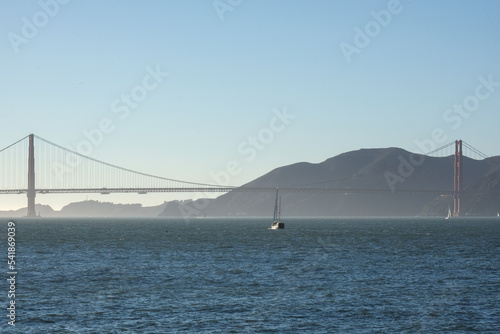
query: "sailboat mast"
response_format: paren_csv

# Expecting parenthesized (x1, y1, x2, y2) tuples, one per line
(273, 188, 279, 221)
(278, 197, 281, 221)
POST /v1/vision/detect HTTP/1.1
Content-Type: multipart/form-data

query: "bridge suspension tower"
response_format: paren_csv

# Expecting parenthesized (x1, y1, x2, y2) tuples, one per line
(27, 134, 36, 217)
(453, 140, 463, 217)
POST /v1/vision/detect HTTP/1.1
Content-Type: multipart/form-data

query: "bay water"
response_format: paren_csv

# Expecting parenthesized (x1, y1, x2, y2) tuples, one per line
(1, 217, 499, 333)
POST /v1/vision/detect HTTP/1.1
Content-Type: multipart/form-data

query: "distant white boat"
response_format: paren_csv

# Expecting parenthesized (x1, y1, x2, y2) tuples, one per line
(445, 207, 452, 220)
(269, 188, 284, 230)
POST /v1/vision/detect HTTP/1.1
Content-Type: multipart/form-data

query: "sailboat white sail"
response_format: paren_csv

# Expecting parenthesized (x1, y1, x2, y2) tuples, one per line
(270, 188, 285, 229)
(445, 207, 452, 220)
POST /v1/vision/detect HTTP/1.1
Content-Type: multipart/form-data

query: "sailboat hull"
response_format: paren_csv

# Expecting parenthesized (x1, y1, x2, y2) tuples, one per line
(269, 221, 285, 229)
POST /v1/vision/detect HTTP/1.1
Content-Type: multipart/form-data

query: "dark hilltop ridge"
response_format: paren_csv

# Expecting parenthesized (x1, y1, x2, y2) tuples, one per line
(160, 147, 500, 218)
(2, 147, 500, 217)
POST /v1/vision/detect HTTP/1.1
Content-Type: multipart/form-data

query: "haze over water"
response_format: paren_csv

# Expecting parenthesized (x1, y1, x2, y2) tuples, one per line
(3, 217, 499, 333)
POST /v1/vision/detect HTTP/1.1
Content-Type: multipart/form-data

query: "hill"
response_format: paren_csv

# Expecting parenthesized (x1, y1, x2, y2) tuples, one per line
(160, 148, 500, 217)
(0, 201, 166, 218)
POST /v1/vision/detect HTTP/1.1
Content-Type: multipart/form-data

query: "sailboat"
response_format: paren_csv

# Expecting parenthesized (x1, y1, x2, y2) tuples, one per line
(445, 207, 452, 220)
(270, 188, 285, 230)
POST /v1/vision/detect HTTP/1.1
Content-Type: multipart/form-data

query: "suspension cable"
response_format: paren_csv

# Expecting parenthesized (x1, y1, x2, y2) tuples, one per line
(463, 141, 489, 159)
(34, 135, 233, 188)
(425, 141, 456, 156)
(0, 135, 29, 154)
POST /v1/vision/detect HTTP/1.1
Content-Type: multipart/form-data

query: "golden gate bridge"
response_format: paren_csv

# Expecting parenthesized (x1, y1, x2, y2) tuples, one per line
(0, 134, 492, 217)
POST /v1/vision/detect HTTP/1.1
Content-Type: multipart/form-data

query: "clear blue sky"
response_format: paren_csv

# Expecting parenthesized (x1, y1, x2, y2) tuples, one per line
(1, 0, 499, 210)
